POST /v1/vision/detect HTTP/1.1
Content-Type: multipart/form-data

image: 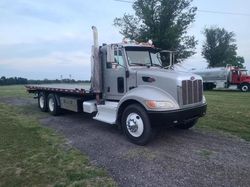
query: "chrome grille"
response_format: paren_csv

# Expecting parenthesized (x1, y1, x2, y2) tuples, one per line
(181, 80, 203, 105)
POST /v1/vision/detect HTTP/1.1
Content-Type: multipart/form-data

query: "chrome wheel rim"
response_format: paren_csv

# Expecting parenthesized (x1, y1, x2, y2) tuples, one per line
(126, 113, 144, 137)
(242, 85, 248, 92)
(39, 96, 45, 108)
(48, 98, 55, 112)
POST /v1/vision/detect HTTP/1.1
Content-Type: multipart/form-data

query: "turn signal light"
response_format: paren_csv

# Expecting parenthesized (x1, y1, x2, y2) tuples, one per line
(145, 100, 176, 109)
(146, 100, 157, 108)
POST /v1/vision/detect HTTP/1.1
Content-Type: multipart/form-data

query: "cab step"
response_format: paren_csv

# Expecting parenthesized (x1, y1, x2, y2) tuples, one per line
(93, 101, 118, 124)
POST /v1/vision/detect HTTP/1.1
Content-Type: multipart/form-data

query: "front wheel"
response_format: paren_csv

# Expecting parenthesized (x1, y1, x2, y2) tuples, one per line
(121, 104, 153, 145)
(240, 83, 249, 92)
(176, 119, 198, 129)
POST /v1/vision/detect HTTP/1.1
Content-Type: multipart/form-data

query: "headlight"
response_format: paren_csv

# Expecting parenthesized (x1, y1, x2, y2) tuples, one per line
(145, 100, 176, 109)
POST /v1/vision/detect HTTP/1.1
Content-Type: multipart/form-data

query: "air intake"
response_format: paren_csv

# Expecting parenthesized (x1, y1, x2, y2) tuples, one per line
(181, 80, 203, 105)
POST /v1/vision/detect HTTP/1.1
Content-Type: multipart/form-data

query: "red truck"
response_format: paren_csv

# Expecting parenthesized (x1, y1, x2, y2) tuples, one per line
(193, 65, 250, 92)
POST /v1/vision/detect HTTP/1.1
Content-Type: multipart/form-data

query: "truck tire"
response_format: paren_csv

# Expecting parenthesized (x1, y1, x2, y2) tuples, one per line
(47, 94, 61, 116)
(176, 119, 198, 129)
(203, 83, 215, 91)
(121, 104, 153, 145)
(240, 83, 249, 92)
(38, 92, 47, 112)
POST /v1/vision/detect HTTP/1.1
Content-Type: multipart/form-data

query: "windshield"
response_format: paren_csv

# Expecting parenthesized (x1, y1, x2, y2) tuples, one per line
(241, 70, 248, 76)
(150, 53, 162, 66)
(126, 50, 162, 67)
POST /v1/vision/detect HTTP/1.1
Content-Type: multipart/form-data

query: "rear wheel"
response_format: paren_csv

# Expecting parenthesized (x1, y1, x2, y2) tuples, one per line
(176, 119, 198, 129)
(38, 92, 47, 112)
(47, 94, 61, 116)
(121, 104, 153, 145)
(240, 83, 249, 92)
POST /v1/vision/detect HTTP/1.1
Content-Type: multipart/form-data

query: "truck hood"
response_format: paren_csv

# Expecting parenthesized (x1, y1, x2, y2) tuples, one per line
(134, 67, 202, 85)
(133, 67, 203, 103)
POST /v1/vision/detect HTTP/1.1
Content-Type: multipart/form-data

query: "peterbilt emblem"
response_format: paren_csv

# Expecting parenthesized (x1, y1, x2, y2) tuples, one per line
(190, 76, 195, 81)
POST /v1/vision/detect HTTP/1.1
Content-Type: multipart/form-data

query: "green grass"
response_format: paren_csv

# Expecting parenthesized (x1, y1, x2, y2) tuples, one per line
(0, 85, 250, 186)
(0, 85, 29, 98)
(0, 86, 116, 186)
(197, 91, 250, 141)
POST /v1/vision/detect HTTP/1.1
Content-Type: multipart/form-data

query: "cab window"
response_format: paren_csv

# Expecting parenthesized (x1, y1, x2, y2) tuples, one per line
(114, 50, 124, 66)
(107, 49, 124, 69)
(106, 49, 124, 69)
(241, 71, 248, 76)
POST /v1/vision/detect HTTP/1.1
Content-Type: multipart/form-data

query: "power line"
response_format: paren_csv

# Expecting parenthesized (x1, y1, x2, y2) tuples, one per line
(197, 9, 250, 17)
(113, 0, 250, 17)
(114, 0, 133, 3)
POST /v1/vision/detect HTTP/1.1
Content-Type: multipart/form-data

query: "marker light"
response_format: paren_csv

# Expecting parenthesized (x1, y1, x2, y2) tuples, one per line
(123, 38, 129, 43)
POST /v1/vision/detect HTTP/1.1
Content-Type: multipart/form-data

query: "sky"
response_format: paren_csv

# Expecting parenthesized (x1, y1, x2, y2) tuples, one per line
(0, 0, 249, 80)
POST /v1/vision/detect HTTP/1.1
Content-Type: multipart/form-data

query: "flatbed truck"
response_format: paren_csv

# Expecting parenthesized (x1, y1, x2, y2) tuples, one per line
(26, 27, 207, 145)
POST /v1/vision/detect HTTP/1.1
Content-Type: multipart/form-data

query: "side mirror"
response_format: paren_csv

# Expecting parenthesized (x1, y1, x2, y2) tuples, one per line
(107, 45, 115, 63)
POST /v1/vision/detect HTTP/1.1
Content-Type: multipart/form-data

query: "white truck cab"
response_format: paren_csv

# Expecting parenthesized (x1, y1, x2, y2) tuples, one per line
(26, 27, 207, 145)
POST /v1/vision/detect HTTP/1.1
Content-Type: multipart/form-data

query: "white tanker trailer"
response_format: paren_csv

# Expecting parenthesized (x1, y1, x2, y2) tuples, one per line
(193, 65, 250, 92)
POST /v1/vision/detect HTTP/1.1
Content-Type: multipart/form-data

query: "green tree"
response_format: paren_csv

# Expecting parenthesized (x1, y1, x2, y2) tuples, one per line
(202, 26, 245, 68)
(114, 0, 197, 64)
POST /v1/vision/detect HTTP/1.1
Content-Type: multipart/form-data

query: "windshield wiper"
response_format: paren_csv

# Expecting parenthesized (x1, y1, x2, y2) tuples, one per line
(152, 64, 163, 68)
(164, 65, 174, 70)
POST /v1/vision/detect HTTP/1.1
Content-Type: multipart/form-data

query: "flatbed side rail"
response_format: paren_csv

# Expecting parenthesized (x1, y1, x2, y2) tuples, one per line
(25, 85, 93, 96)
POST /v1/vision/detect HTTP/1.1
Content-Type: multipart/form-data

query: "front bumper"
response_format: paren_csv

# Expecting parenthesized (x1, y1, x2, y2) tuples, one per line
(148, 104, 207, 125)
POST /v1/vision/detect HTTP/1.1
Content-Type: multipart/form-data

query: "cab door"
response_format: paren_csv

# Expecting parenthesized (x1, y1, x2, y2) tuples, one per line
(103, 47, 127, 100)
(231, 70, 240, 84)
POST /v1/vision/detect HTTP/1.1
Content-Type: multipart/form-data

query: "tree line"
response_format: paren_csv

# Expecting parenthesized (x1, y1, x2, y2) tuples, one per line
(0, 76, 28, 85)
(0, 76, 90, 86)
(114, 0, 245, 68)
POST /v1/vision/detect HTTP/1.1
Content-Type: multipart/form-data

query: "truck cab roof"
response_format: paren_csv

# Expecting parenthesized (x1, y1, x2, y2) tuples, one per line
(103, 42, 161, 52)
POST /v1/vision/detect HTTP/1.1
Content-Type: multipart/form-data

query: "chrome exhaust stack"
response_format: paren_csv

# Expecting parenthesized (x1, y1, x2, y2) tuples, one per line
(92, 26, 99, 48)
(90, 26, 102, 102)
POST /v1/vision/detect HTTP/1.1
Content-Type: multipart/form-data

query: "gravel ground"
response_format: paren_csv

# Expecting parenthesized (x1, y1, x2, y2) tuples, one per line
(2, 98, 250, 187)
